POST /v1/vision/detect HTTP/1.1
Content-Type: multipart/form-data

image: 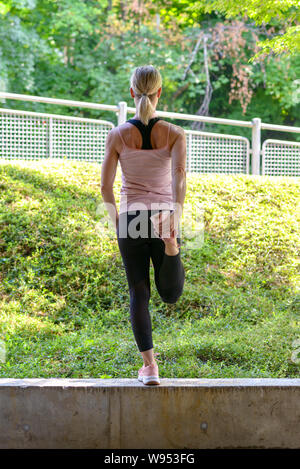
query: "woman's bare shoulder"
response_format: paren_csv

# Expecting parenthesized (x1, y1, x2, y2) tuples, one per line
(108, 125, 126, 152)
(169, 123, 186, 146)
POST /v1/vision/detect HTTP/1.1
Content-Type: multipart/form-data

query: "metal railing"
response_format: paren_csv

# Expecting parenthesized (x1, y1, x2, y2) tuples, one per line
(262, 139, 300, 176)
(0, 92, 299, 176)
(0, 107, 113, 162)
(185, 130, 249, 174)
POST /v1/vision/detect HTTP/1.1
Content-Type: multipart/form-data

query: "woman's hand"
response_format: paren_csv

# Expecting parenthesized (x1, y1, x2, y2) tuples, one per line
(156, 211, 179, 239)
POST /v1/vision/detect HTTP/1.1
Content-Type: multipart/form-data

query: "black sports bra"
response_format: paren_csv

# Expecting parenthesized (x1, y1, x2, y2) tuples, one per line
(126, 117, 162, 150)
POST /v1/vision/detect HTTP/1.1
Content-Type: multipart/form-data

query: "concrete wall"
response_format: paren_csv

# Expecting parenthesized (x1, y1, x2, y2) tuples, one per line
(0, 378, 299, 449)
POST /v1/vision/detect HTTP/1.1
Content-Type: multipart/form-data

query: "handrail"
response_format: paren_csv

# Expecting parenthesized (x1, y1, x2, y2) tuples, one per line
(125, 104, 253, 127)
(1, 92, 299, 133)
(0, 107, 115, 126)
(260, 122, 300, 133)
(0, 92, 118, 113)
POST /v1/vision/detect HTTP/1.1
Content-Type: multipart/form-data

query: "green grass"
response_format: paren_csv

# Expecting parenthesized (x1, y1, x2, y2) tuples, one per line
(0, 159, 299, 379)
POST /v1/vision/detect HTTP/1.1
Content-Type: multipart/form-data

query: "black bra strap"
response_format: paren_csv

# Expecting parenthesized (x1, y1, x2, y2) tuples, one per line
(126, 117, 162, 149)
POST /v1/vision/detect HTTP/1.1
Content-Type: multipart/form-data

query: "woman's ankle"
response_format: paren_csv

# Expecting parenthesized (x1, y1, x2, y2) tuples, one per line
(143, 359, 157, 367)
(145, 362, 157, 368)
(164, 241, 179, 256)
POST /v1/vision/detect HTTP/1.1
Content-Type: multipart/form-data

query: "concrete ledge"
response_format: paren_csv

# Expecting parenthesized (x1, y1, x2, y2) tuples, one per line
(0, 378, 299, 449)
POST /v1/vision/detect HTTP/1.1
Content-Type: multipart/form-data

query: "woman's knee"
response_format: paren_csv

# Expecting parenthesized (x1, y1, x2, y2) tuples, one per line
(160, 286, 183, 304)
(129, 280, 150, 302)
(162, 295, 178, 304)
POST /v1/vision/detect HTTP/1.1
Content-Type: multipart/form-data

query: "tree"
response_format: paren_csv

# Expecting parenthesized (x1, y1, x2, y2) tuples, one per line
(175, 0, 300, 59)
(0, 0, 298, 137)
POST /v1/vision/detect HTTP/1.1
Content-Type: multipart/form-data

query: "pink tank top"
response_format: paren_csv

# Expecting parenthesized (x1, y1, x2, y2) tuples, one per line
(117, 122, 174, 214)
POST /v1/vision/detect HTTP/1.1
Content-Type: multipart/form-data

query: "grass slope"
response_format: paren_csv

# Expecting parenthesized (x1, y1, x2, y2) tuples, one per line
(0, 160, 299, 378)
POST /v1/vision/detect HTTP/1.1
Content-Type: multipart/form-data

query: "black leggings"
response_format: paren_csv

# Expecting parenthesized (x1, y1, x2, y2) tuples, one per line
(116, 209, 185, 352)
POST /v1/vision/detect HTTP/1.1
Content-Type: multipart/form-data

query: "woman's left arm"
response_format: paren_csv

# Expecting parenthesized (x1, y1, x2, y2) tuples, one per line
(100, 128, 119, 230)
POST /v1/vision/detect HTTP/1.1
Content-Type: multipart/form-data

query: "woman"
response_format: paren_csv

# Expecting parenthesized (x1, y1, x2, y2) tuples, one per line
(100, 65, 187, 385)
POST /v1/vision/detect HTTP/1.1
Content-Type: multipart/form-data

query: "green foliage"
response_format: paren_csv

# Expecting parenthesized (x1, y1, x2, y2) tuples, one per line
(186, 0, 300, 57)
(0, 0, 299, 132)
(0, 160, 299, 378)
(0, 10, 52, 92)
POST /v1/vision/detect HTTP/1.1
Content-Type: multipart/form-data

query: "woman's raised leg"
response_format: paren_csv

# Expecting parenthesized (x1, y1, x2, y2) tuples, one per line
(150, 227, 185, 304)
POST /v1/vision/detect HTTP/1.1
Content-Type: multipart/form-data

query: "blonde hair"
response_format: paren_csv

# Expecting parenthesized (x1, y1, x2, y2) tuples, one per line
(130, 65, 162, 126)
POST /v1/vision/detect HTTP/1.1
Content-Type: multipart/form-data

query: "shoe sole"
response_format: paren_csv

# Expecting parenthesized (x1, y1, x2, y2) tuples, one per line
(138, 375, 160, 385)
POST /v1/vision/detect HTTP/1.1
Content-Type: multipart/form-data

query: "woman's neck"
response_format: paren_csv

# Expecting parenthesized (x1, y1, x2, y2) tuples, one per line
(132, 112, 159, 120)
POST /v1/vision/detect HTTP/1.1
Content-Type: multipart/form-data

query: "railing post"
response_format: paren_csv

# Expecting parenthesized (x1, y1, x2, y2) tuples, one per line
(117, 101, 127, 125)
(251, 117, 261, 175)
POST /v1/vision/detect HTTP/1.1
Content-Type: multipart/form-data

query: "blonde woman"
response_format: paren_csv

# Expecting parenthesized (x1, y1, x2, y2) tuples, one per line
(101, 65, 187, 385)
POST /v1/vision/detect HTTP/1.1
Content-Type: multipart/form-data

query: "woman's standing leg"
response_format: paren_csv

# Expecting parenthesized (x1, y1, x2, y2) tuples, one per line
(116, 211, 157, 366)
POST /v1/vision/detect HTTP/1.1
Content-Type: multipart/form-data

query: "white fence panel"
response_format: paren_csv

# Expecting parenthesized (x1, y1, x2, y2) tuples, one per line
(185, 130, 250, 174)
(262, 139, 300, 177)
(0, 108, 114, 162)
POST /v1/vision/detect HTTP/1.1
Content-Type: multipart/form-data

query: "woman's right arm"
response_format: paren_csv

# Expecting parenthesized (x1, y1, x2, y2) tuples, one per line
(171, 127, 187, 219)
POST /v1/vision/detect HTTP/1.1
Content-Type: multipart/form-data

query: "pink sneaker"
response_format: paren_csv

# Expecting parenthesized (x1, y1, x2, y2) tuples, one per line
(138, 364, 145, 382)
(138, 362, 160, 385)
